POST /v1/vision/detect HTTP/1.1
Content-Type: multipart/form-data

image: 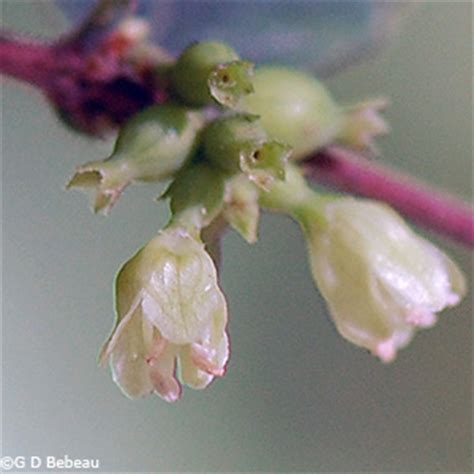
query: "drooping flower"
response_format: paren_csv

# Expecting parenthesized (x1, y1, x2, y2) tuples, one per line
(300, 198, 466, 362)
(99, 227, 229, 401)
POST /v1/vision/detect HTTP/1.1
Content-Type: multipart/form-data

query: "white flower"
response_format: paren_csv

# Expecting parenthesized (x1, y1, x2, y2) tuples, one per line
(99, 227, 229, 401)
(303, 198, 466, 362)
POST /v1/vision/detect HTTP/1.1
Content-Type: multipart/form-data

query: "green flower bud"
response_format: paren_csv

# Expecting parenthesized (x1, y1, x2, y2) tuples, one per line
(208, 60, 255, 108)
(67, 105, 203, 213)
(223, 175, 260, 243)
(162, 161, 226, 229)
(201, 114, 291, 189)
(99, 227, 229, 401)
(299, 198, 466, 362)
(171, 41, 254, 107)
(242, 66, 344, 160)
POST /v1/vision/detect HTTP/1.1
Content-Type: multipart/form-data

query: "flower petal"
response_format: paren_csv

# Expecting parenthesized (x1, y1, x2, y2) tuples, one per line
(148, 346, 182, 403)
(179, 346, 214, 390)
(179, 331, 230, 389)
(108, 307, 154, 399)
(142, 233, 228, 344)
(99, 289, 144, 366)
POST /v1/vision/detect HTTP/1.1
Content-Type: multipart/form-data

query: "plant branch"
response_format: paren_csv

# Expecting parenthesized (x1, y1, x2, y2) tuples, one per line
(0, 34, 55, 88)
(304, 146, 474, 247)
(0, 1, 169, 135)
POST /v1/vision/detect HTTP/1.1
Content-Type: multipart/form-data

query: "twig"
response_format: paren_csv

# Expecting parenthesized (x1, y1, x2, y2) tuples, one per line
(0, 7, 168, 136)
(304, 146, 474, 247)
(0, 34, 55, 88)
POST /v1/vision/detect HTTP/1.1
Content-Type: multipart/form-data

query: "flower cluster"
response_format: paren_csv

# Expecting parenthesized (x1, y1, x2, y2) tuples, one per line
(68, 39, 466, 401)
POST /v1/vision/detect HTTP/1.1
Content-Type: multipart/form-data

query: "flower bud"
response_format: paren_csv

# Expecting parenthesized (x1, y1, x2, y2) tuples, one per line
(171, 41, 254, 107)
(163, 161, 226, 229)
(99, 227, 229, 401)
(67, 105, 203, 213)
(223, 175, 260, 243)
(242, 66, 344, 160)
(300, 198, 466, 362)
(201, 114, 291, 189)
(338, 98, 389, 153)
(209, 60, 255, 108)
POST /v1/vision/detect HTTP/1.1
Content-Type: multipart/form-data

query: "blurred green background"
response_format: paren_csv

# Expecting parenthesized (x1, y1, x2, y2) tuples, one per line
(1, 1, 472, 472)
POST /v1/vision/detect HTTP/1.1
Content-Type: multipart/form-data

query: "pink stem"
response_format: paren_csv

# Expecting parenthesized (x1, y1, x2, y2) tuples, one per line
(304, 146, 474, 247)
(0, 35, 55, 88)
(0, 32, 167, 135)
